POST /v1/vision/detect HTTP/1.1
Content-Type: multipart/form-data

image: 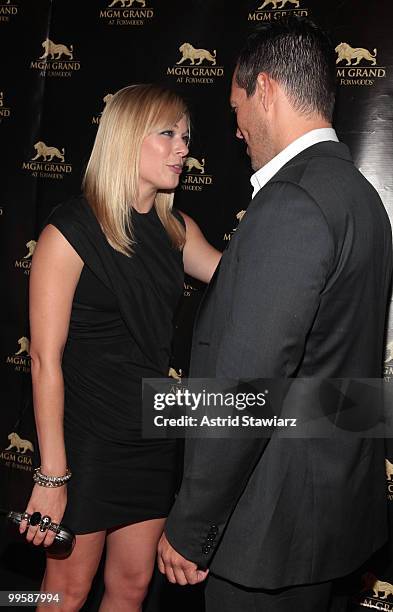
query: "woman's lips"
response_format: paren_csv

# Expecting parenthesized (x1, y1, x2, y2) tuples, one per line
(167, 164, 183, 175)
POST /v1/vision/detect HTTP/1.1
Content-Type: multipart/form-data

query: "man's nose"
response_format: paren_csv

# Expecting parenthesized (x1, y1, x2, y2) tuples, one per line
(236, 127, 244, 140)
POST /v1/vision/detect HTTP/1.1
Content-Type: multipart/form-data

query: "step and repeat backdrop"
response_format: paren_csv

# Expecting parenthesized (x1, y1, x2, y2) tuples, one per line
(0, 0, 392, 608)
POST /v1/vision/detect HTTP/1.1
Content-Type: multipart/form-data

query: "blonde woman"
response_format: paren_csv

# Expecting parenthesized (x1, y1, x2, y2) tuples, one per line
(20, 84, 221, 611)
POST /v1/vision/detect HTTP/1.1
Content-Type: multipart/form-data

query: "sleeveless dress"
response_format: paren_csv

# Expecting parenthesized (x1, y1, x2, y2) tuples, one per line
(47, 196, 184, 534)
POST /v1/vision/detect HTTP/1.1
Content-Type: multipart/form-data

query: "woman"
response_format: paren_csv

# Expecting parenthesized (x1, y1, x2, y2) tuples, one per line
(20, 84, 221, 611)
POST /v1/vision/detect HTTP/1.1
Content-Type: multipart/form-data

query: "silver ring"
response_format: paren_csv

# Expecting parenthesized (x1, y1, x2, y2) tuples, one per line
(48, 522, 59, 533)
(21, 512, 30, 522)
(39, 515, 52, 532)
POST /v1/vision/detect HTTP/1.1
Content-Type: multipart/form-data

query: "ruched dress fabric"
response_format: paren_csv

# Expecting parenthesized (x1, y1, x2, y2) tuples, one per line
(47, 196, 184, 534)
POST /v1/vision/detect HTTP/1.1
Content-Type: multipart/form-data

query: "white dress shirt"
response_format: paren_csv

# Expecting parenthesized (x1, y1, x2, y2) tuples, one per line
(250, 128, 339, 199)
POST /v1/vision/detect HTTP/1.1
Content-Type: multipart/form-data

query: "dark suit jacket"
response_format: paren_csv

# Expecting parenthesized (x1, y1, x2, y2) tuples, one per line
(165, 141, 392, 588)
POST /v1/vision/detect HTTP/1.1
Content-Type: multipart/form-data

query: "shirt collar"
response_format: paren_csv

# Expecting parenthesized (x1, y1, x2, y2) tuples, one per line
(250, 128, 339, 199)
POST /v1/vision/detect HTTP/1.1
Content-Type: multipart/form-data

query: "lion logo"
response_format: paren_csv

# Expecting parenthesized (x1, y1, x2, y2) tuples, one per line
(40, 38, 73, 61)
(169, 367, 182, 381)
(335, 42, 377, 66)
(23, 240, 37, 260)
(258, 0, 299, 8)
(108, 0, 145, 6)
(386, 459, 393, 481)
(184, 157, 205, 173)
(177, 43, 216, 66)
(15, 337, 30, 356)
(31, 141, 65, 163)
(384, 340, 393, 364)
(362, 573, 393, 600)
(6, 432, 34, 454)
(236, 210, 246, 223)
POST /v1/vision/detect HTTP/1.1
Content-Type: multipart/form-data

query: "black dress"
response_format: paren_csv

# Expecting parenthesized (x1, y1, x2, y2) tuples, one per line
(47, 196, 184, 534)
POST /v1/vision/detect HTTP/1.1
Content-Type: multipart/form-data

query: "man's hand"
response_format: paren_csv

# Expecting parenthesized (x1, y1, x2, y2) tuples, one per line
(157, 532, 209, 585)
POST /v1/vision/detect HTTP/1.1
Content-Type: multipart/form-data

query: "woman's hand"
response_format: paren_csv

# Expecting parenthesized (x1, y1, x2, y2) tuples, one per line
(19, 483, 67, 548)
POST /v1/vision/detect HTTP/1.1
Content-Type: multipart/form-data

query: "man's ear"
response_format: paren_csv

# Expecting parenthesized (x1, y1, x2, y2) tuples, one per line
(255, 72, 274, 111)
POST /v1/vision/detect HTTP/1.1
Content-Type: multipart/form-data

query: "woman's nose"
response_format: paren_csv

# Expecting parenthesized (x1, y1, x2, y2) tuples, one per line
(176, 138, 189, 157)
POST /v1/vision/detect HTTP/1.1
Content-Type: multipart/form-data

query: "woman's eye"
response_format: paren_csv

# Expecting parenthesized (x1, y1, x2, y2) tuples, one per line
(182, 136, 190, 145)
(161, 130, 174, 137)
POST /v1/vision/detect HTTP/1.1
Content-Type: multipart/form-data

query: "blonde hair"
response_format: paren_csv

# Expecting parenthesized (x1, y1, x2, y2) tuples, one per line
(82, 84, 189, 256)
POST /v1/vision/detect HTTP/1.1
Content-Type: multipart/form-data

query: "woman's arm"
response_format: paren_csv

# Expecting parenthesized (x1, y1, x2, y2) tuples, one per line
(180, 212, 222, 284)
(20, 224, 83, 546)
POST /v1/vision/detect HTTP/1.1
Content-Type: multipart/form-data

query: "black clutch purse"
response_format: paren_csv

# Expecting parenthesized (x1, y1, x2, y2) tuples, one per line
(5, 510, 75, 559)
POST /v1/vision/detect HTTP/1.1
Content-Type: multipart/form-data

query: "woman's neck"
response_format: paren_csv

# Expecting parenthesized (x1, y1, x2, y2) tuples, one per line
(133, 187, 156, 213)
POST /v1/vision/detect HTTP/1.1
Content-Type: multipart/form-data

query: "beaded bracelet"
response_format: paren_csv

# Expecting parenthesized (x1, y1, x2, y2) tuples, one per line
(33, 466, 72, 488)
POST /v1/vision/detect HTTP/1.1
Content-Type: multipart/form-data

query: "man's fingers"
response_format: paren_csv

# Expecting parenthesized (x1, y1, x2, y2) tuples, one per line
(196, 569, 209, 583)
(157, 553, 165, 575)
(184, 566, 201, 585)
(165, 564, 177, 584)
(173, 566, 188, 586)
(157, 535, 204, 586)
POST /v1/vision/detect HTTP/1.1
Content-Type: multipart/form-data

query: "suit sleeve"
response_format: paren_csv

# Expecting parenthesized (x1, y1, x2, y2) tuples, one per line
(165, 181, 335, 567)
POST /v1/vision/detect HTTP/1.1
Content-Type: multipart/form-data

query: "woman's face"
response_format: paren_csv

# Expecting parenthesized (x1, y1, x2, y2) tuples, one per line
(139, 115, 189, 199)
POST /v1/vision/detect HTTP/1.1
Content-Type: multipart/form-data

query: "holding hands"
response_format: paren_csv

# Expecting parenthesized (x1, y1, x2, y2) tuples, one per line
(157, 532, 209, 585)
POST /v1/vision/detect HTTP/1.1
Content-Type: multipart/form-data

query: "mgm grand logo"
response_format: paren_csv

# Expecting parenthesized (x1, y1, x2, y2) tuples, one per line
(0, 0, 18, 22)
(384, 340, 393, 380)
(92, 93, 114, 125)
(183, 281, 199, 298)
(22, 141, 72, 180)
(336, 42, 386, 86)
(0, 432, 34, 473)
(223, 210, 247, 241)
(168, 367, 189, 395)
(167, 43, 224, 84)
(99, 0, 153, 26)
(181, 156, 213, 192)
(357, 572, 393, 610)
(0, 91, 11, 121)
(5, 337, 31, 373)
(30, 38, 80, 78)
(248, 0, 308, 22)
(14, 240, 36, 275)
(386, 458, 393, 501)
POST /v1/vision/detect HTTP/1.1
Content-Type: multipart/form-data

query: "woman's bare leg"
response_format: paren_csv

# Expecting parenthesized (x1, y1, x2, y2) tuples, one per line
(37, 530, 106, 612)
(100, 518, 166, 612)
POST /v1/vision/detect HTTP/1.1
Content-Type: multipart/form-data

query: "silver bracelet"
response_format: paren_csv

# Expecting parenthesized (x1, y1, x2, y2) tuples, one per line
(33, 466, 72, 488)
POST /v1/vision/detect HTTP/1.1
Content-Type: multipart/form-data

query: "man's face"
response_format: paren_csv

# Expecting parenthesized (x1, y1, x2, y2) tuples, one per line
(230, 75, 274, 171)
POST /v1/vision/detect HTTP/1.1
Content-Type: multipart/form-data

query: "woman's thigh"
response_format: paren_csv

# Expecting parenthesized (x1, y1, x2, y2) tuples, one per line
(42, 530, 106, 590)
(104, 518, 166, 585)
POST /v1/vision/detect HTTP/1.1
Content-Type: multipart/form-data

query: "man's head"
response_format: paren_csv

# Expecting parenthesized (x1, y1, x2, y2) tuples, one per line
(230, 16, 336, 170)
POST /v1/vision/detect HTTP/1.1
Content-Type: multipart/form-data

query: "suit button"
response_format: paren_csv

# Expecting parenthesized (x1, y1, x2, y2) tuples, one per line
(202, 546, 210, 555)
(209, 524, 218, 533)
(206, 535, 215, 541)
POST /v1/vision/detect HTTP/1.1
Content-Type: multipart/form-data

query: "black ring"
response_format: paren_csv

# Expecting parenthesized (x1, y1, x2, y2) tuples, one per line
(29, 511, 42, 527)
(39, 515, 52, 532)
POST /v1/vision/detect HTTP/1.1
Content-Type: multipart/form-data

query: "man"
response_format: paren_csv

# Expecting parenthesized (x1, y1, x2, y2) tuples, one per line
(157, 16, 392, 611)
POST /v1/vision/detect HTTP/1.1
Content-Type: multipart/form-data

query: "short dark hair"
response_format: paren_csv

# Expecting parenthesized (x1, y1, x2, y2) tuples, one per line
(236, 16, 336, 121)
